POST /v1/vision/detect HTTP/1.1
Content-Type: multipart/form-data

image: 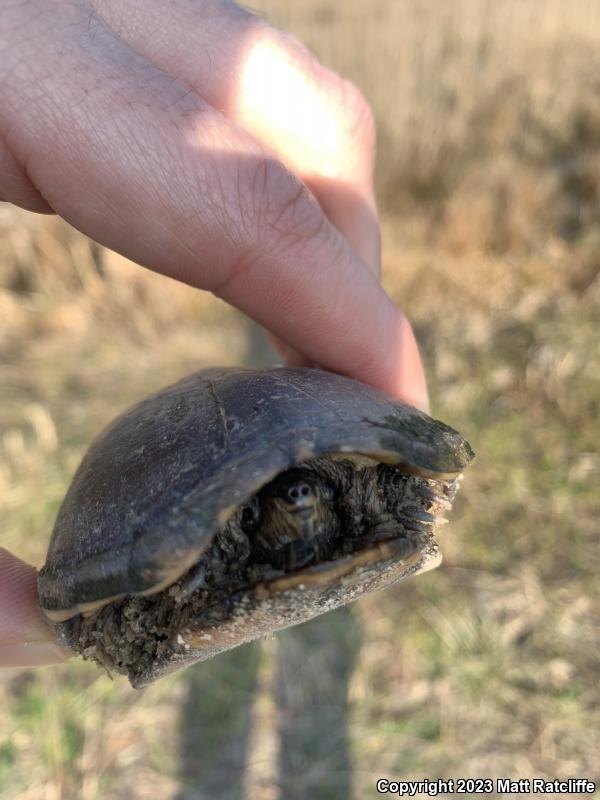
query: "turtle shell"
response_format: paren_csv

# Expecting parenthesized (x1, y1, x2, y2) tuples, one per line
(38, 367, 474, 685)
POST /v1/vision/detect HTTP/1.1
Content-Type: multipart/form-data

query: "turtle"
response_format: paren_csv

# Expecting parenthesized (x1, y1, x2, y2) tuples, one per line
(38, 367, 474, 687)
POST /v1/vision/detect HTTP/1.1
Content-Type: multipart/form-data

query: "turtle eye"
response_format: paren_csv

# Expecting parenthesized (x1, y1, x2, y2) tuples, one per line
(241, 496, 261, 532)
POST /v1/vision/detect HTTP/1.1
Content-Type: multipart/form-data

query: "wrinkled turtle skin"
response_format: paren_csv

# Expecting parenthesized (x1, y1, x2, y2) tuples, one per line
(38, 367, 474, 687)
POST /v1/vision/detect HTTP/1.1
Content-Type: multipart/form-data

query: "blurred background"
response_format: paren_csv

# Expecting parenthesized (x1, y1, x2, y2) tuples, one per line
(1, 1, 598, 798)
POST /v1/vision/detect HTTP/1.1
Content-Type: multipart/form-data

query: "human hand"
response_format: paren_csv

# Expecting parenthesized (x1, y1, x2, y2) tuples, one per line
(0, 0, 429, 666)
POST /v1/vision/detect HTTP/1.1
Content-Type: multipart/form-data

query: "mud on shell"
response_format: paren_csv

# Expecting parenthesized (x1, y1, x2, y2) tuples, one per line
(38, 367, 474, 687)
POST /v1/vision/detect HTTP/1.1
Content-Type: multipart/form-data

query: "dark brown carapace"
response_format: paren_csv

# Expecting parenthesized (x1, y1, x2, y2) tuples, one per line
(38, 367, 474, 686)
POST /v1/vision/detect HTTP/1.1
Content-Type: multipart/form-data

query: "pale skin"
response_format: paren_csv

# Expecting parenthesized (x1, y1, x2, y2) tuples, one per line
(0, 0, 429, 667)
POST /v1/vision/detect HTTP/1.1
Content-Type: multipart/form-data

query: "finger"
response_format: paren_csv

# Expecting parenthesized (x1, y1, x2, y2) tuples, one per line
(91, 0, 381, 275)
(0, 138, 54, 213)
(283, 351, 316, 369)
(0, 549, 68, 666)
(1, 4, 427, 407)
(266, 332, 317, 369)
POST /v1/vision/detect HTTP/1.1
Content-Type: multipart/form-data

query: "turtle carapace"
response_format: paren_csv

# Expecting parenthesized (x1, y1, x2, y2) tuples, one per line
(38, 367, 474, 687)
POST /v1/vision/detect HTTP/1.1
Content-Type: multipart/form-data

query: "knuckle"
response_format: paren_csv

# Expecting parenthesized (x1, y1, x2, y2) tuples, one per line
(242, 156, 325, 246)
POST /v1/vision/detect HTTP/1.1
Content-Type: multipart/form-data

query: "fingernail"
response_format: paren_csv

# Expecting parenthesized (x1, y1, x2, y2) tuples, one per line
(396, 315, 431, 414)
(412, 391, 431, 416)
(399, 392, 430, 415)
(0, 641, 70, 668)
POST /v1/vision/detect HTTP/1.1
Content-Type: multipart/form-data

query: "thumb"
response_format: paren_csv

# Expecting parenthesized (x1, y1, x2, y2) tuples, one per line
(0, 548, 69, 667)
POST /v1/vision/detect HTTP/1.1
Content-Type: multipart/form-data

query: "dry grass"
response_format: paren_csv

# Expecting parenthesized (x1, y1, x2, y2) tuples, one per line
(258, 0, 600, 253)
(1, 1, 599, 798)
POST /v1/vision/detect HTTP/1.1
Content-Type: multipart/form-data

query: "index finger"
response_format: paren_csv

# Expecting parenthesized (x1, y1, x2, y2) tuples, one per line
(92, 0, 381, 275)
(2, 3, 428, 409)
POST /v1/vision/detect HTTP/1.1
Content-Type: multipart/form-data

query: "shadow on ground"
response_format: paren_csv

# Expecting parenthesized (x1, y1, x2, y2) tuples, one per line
(175, 321, 362, 800)
(175, 609, 362, 800)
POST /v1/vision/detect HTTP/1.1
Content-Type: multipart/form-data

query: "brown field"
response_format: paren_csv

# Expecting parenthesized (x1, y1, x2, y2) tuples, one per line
(1, 1, 599, 798)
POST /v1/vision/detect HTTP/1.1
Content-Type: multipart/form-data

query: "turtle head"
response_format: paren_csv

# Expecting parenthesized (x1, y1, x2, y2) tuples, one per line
(241, 467, 338, 571)
(260, 469, 332, 542)
(272, 472, 317, 517)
